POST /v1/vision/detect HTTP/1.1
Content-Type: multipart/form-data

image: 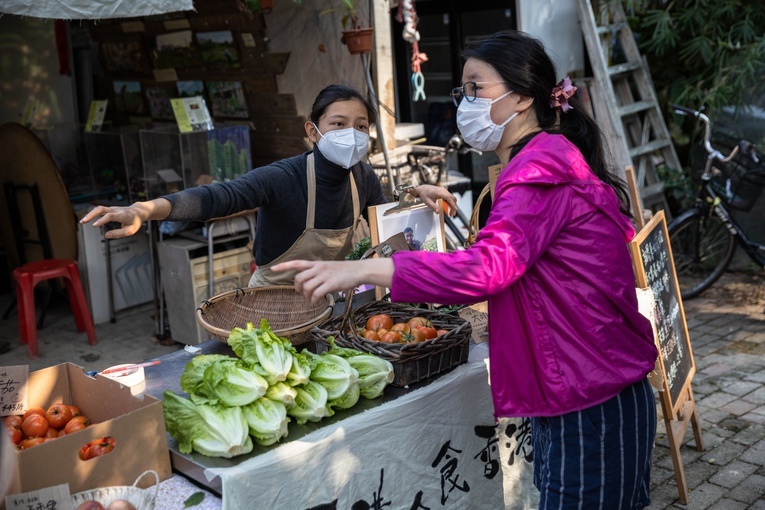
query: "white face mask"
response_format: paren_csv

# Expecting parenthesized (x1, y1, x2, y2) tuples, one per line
(456, 90, 518, 151)
(313, 123, 370, 169)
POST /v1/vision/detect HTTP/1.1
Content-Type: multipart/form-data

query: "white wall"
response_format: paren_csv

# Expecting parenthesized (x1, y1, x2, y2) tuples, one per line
(517, 0, 584, 79)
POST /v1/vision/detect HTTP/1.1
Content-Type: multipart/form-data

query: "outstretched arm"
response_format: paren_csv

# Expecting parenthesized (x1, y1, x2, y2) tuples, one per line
(79, 198, 172, 239)
(411, 184, 458, 217)
(273, 258, 394, 304)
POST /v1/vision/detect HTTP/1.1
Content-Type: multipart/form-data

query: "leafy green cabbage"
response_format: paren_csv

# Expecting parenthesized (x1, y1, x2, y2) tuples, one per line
(303, 351, 359, 401)
(162, 391, 253, 458)
(287, 380, 329, 425)
(180, 354, 268, 407)
(265, 381, 298, 408)
(323, 338, 394, 399)
(242, 397, 289, 446)
(286, 350, 312, 386)
(228, 320, 293, 382)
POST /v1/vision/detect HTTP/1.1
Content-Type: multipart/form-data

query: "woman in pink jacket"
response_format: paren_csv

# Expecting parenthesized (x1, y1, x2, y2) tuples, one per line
(277, 31, 658, 509)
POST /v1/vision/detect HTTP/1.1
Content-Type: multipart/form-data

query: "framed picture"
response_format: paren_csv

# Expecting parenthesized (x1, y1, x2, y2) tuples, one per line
(150, 30, 201, 69)
(368, 200, 446, 298)
(176, 80, 205, 99)
(112, 81, 145, 114)
(196, 30, 240, 68)
(144, 84, 176, 120)
(100, 37, 152, 75)
(206, 81, 249, 119)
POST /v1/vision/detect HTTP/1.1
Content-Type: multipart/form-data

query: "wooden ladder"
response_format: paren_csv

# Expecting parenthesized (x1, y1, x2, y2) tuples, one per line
(577, 0, 679, 218)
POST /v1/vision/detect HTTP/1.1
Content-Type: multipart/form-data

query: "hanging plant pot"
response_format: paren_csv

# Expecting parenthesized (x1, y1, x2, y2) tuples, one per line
(340, 27, 374, 55)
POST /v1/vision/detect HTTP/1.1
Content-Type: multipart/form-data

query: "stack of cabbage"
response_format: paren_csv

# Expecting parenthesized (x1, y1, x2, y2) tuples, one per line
(162, 319, 394, 458)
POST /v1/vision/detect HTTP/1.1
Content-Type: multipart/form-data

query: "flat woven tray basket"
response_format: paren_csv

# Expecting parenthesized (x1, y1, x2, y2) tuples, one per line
(71, 470, 158, 510)
(312, 300, 471, 387)
(196, 285, 334, 346)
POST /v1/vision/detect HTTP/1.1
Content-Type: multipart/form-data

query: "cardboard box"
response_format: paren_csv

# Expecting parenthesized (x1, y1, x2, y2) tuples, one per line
(4, 363, 172, 501)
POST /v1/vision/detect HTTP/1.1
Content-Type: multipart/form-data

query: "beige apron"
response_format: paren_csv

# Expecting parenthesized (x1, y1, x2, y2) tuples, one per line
(248, 154, 370, 286)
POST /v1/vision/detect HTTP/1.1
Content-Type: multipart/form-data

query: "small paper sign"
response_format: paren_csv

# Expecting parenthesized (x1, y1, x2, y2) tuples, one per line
(5, 483, 73, 510)
(120, 20, 145, 33)
(164, 19, 191, 30)
(84, 99, 108, 132)
(0, 365, 29, 416)
(171, 96, 214, 133)
(241, 33, 257, 48)
(21, 98, 38, 127)
(459, 302, 489, 344)
(153, 68, 179, 82)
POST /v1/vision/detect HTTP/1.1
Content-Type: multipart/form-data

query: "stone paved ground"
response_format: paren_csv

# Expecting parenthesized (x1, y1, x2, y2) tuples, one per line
(1, 272, 764, 508)
(648, 272, 765, 509)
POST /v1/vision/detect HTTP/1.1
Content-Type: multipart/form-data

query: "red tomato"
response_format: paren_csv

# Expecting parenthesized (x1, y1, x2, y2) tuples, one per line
(79, 436, 116, 461)
(45, 427, 59, 439)
(17, 437, 46, 450)
(21, 414, 49, 438)
(366, 314, 393, 332)
(436, 329, 449, 337)
(407, 328, 426, 343)
(4, 415, 22, 429)
(46, 403, 74, 430)
(415, 325, 438, 340)
(64, 415, 91, 435)
(390, 322, 410, 334)
(69, 405, 82, 417)
(363, 330, 380, 341)
(379, 331, 402, 343)
(4, 423, 22, 444)
(407, 317, 434, 330)
(23, 407, 46, 421)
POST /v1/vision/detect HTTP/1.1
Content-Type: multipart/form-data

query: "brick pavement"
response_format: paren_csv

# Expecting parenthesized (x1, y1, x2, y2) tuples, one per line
(1, 272, 764, 508)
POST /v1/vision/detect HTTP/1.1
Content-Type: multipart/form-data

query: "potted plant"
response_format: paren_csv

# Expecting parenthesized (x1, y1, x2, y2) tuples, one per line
(322, 0, 374, 55)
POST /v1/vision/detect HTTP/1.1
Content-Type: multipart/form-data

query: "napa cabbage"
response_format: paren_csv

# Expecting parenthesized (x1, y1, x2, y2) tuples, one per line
(162, 391, 253, 458)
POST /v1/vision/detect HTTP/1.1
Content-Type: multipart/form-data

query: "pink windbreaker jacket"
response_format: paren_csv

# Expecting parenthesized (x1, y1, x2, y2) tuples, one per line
(391, 132, 657, 418)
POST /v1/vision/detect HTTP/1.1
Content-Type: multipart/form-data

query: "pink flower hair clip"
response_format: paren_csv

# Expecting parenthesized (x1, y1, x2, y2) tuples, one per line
(550, 77, 577, 114)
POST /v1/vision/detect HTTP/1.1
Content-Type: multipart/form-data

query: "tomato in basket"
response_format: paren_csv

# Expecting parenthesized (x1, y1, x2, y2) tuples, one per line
(366, 314, 393, 332)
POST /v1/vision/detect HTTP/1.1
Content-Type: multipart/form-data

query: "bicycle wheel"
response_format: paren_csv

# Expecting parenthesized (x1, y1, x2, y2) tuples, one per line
(668, 208, 736, 300)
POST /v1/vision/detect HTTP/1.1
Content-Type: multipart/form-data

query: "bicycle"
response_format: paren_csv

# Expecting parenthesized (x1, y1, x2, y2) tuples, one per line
(667, 104, 765, 300)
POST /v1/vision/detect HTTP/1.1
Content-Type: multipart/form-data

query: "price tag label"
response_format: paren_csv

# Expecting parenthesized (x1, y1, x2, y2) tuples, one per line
(241, 33, 257, 48)
(5, 484, 73, 510)
(153, 68, 179, 82)
(84, 100, 108, 132)
(459, 302, 489, 344)
(0, 365, 29, 417)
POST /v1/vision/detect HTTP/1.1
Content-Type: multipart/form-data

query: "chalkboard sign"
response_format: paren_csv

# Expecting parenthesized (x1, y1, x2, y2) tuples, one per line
(629, 211, 695, 412)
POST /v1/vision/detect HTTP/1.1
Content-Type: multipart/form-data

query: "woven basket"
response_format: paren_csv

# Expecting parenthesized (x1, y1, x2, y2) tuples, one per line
(196, 285, 334, 346)
(312, 300, 471, 387)
(71, 470, 158, 510)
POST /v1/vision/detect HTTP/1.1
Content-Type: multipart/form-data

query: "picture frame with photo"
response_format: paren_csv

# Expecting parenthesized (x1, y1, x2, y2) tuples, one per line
(150, 30, 201, 69)
(144, 83, 176, 120)
(112, 81, 146, 114)
(176, 80, 205, 99)
(100, 37, 152, 75)
(368, 201, 446, 298)
(196, 30, 240, 68)
(206, 81, 249, 119)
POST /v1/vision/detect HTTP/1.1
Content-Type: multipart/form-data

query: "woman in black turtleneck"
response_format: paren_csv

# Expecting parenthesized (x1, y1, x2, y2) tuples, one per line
(80, 84, 456, 286)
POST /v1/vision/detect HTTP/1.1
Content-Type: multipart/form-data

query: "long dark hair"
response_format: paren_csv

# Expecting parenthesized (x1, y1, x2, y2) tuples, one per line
(462, 31, 631, 215)
(309, 84, 377, 126)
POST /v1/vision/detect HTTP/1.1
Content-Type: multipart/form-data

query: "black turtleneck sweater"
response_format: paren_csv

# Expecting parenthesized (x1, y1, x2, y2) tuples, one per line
(164, 148, 386, 266)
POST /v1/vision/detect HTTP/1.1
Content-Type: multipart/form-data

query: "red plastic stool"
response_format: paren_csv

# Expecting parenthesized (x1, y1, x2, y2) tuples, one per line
(13, 259, 98, 359)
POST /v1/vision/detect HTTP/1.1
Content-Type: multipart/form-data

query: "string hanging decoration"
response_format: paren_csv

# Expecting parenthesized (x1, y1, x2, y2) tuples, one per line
(397, 0, 428, 102)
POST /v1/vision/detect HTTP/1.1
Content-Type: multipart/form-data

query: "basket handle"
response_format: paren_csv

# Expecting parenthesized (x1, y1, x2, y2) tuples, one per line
(132, 469, 160, 499)
(465, 183, 491, 247)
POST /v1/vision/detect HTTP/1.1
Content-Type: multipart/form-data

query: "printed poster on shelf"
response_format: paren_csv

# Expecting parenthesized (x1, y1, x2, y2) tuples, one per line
(171, 96, 213, 133)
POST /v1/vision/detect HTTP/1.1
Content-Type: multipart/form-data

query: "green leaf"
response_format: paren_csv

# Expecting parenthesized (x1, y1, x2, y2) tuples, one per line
(184, 491, 205, 508)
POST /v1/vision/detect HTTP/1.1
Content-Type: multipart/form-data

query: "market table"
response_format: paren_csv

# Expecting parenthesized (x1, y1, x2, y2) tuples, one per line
(142, 338, 536, 509)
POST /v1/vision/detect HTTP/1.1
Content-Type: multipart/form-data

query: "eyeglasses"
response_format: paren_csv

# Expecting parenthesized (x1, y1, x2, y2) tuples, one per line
(451, 81, 507, 107)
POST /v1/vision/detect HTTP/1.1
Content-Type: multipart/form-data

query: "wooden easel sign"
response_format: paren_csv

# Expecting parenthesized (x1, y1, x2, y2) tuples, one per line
(628, 210, 704, 505)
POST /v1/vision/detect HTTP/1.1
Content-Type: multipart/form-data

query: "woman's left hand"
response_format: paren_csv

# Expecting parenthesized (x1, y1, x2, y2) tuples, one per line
(411, 185, 458, 217)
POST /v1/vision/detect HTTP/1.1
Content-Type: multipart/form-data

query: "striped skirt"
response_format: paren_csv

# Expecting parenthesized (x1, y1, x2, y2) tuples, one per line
(532, 377, 656, 510)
